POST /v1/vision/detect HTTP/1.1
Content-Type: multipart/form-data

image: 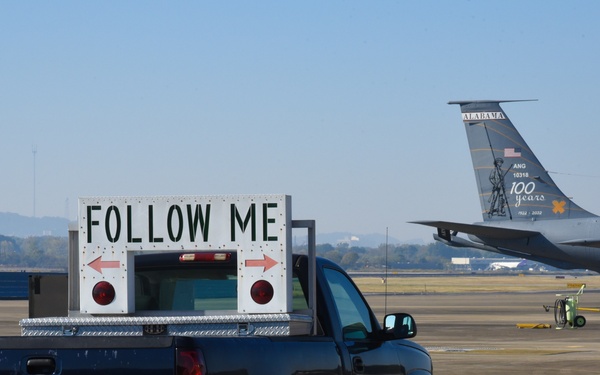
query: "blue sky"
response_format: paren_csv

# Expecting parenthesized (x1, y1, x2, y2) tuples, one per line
(2, 1, 600, 243)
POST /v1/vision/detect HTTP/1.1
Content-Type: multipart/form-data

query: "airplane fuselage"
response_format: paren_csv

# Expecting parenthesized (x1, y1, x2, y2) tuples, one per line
(467, 217, 600, 272)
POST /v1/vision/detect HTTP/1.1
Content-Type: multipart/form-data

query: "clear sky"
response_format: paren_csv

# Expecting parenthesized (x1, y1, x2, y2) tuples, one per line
(3, 1, 600, 243)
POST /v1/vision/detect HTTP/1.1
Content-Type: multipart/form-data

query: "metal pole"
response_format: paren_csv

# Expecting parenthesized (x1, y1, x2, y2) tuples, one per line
(292, 220, 317, 335)
(32, 145, 37, 217)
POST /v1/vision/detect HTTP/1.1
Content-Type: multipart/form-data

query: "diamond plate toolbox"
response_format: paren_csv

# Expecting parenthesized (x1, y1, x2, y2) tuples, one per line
(20, 313, 313, 337)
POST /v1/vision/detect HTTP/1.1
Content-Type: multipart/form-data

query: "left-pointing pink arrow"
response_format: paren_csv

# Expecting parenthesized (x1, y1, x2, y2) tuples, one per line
(88, 256, 121, 274)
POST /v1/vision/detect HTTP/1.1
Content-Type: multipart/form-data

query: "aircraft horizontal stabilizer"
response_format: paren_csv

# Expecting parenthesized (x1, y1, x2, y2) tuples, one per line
(558, 239, 600, 248)
(432, 230, 583, 270)
(411, 220, 539, 240)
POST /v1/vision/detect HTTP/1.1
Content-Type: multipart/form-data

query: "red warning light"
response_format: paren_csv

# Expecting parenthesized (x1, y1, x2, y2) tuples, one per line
(92, 281, 116, 305)
(250, 280, 274, 305)
(179, 253, 231, 263)
(176, 349, 206, 375)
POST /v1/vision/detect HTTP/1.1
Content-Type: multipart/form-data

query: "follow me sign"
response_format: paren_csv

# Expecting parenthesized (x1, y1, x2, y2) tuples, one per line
(79, 194, 293, 315)
(83, 195, 289, 247)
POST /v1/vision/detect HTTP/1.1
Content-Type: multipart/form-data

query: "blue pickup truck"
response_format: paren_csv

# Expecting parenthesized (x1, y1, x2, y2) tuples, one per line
(3, 195, 432, 374)
(7, 251, 432, 374)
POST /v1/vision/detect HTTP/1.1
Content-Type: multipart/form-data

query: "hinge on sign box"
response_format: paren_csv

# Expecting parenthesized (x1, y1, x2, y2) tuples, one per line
(237, 323, 255, 336)
(62, 326, 79, 336)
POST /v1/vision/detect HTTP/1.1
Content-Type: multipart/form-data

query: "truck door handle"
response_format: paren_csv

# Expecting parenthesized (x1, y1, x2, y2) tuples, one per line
(352, 356, 365, 373)
(26, 357, 56, 374)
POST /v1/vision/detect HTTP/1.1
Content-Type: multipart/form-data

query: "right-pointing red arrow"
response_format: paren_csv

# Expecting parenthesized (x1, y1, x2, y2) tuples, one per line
(245, 254, 278, 273)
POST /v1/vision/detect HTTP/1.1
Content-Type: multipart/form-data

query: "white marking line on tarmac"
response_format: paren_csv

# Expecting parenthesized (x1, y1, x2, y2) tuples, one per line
(426, 346, 502, 352)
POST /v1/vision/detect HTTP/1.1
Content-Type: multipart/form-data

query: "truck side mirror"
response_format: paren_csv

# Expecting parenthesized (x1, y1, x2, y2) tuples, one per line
(384, 313, 417, 339)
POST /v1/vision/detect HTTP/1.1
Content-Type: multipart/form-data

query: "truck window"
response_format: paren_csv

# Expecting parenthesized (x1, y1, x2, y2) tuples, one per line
(136, 268, 308, 312)
(323, 267, 373, 340)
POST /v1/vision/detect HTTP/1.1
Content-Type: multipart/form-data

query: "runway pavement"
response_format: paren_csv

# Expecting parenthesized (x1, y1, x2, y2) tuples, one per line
(0, 300, 27, 336)
(365, 291, 600, 375)
(1, 288, 599, 374)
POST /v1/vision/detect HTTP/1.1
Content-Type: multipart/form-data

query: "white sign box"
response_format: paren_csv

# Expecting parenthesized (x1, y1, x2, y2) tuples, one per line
(79, 194, 292, 314)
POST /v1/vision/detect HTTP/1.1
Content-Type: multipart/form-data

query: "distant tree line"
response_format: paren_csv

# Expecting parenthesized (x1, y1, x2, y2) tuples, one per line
(0, 234, 490, 271)
(0, 235, 68, 270)
(294, 241, 489, 271)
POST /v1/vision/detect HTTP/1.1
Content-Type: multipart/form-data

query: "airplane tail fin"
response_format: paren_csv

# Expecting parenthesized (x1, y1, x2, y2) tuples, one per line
(449, 100, 595, 221)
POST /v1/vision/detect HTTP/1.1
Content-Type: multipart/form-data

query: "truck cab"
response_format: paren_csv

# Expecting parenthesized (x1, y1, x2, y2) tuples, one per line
(130, 250, 431, 374)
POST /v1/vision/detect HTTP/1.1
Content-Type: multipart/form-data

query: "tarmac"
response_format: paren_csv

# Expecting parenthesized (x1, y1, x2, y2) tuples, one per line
(1, 290, 600, 374)
(366, 291, 600, 375)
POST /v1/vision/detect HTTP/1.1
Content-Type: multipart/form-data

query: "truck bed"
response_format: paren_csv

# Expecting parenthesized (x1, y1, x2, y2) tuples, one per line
(0, 334, 342, 375)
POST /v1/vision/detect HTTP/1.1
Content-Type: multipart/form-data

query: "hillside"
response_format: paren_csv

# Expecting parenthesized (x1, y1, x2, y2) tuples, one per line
(0, 213, 69, 237)
(0, 212, 411, 247)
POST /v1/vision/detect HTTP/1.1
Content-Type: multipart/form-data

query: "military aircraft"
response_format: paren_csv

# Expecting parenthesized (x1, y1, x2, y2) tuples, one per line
(413, 100, 600, 273)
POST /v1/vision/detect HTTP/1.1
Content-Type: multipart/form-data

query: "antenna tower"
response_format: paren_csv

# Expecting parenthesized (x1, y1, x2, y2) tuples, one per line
(32, 145, 37, 217)
(384, 227, 388, 317)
